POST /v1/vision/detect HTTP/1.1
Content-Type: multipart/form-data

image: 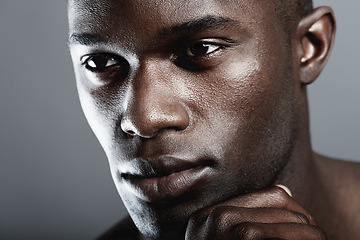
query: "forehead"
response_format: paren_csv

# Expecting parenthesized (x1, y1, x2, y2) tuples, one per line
(68, 0, 280, 40)
(68, 0, 271, 21)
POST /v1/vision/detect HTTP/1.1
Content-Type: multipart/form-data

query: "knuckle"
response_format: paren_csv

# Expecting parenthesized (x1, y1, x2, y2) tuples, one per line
(236, 223, 263, 240)
(207, 206, 232, 228)
(189, 210, 208, 226)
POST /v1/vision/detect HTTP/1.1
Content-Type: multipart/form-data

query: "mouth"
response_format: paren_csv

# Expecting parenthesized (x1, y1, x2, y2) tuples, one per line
(120, 157, 211, 202)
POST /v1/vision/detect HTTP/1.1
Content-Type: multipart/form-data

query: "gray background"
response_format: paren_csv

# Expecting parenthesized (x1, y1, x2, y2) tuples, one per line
(0, 0, 358, 239)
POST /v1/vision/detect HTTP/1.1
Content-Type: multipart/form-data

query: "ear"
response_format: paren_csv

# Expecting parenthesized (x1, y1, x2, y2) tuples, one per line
(297, 6, 336, 85)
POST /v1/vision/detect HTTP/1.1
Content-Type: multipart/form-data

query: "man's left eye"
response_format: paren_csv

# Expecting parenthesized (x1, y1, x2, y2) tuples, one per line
(173, 40, 230, 71)
(185, 42, 221, 57)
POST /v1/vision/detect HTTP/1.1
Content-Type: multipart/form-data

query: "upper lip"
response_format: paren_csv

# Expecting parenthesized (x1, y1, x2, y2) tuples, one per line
(120, 155, 211, 179)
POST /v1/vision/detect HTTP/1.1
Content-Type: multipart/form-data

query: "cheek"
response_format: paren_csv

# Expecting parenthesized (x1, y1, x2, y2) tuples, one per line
(75, 70, 121, 156)
(192, 53, 295, 156)
(196, 56, 283, 127)
(78, 89, 112, 146)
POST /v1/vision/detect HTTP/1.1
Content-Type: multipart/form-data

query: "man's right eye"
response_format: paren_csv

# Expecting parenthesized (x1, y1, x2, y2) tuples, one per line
(81, 54, 121, 72)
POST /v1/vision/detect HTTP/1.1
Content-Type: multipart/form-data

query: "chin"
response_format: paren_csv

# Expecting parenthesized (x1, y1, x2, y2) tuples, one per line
(122, 193, 200, 240)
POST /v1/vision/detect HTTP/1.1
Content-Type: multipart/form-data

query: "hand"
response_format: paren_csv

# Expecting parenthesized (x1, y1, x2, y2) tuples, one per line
(185, 186, 326, 240)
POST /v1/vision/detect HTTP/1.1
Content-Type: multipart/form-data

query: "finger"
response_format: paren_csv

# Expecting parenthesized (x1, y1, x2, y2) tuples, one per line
(193, 186, 316, 225)
(186, 206, 310, 239)
(233, 222, 327, 240)
(187, 221, 326, 240)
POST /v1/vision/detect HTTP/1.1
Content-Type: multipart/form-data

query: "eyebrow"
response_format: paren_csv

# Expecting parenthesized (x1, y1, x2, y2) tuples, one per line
(68, 15, 238, 46)
(164, 15, 238, 36)
(68, 33, 109, 46)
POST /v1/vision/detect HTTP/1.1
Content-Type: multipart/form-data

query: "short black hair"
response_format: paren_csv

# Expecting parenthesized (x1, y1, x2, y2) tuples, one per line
(272, 0, 313, 35)
(300, 0, 314, 14)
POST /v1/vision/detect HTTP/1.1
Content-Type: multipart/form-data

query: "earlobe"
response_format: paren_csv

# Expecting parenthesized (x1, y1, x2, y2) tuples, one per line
(297, 7, 336, 85)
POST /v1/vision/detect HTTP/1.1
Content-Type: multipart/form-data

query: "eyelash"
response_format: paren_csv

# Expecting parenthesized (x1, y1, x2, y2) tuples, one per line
(174, 40, 229, 70)
(81, 54, 123, 72)
(80, 40, 230, 74)
(183, 42, 224, 57)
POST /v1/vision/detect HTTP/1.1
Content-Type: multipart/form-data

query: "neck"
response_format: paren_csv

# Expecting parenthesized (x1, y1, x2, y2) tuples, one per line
(274, 90, 322, 213)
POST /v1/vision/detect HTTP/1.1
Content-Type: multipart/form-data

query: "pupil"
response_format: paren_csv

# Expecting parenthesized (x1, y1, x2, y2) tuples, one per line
(189, 43, 209, 56)
(93, 56, 108, 69)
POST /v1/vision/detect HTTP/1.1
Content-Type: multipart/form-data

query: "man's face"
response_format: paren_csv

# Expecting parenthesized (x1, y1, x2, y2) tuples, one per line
(69, 0, 302, 238)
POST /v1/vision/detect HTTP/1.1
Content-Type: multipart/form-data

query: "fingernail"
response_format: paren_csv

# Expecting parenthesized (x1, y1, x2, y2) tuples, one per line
(276, 184, 293, 197)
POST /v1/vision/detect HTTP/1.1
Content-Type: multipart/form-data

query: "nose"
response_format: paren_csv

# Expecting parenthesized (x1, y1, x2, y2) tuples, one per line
(120, 60, 189, 138)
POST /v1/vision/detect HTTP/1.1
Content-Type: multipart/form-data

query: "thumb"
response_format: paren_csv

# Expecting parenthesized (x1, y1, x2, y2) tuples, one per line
(275, 184, 293, 197)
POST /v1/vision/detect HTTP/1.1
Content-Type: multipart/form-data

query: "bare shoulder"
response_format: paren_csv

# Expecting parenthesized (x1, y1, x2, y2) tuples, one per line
(95, 216, 142, 240)
(315, 153, 360, 188)
(315, 154, 360, 239)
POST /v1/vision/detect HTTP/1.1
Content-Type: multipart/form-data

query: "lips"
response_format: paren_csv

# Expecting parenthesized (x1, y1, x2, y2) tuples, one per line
(120, 156, 211, 202)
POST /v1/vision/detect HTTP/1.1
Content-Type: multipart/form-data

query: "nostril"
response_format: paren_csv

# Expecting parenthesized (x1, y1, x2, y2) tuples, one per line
(126, 130, 136, 136)
(120, 118, 137, 136)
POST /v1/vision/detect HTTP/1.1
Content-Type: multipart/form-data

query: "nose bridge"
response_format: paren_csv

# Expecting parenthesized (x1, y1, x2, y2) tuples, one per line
(121, 58, 189, 138)
(133, 58, 169, 98)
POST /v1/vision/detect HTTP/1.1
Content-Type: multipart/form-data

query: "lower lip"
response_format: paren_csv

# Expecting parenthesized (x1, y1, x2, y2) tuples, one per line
(122, 166, 209, 202)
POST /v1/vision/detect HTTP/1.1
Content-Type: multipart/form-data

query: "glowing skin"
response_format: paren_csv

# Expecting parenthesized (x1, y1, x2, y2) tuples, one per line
(69, 0, 305, 238)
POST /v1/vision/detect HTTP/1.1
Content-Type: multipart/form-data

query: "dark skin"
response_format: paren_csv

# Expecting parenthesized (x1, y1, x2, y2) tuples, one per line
(68, 0, 360, 239)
